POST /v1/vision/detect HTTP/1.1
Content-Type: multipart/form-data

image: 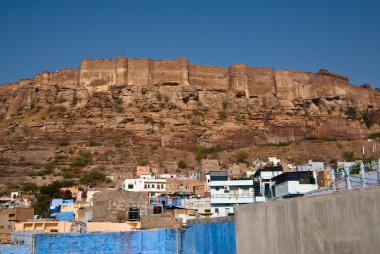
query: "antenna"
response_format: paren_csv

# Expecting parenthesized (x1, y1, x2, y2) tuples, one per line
(121, 48, 126, 57)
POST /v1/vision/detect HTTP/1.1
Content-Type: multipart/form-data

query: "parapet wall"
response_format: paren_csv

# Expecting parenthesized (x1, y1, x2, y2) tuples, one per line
(235, 186, 380, 254)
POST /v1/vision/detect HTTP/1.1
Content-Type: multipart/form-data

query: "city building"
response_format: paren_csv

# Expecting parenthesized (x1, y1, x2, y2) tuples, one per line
(272, 171, 318, 199)
(0, 207, 34, 229)
(166, 178, 206, 196)
(92, 190, 149, 223)
(122, 175, 167, 199)
(253, 165, 283, 202)
(297, 160, 324, 172)
(209, 171, 254, 217)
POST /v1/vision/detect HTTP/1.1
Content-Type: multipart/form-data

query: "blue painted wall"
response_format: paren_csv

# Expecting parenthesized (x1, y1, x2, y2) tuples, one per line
(0, 244, 30, 254)
(35, 229, 180, 254)
(182, 219, 236, 254)
(0, 217, 236, 254)
(0, 230, 44, 254)
(55, 211, 74, 221)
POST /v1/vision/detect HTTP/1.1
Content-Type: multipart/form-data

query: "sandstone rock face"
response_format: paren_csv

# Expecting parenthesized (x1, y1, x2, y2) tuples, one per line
(0, 57, 379, 150)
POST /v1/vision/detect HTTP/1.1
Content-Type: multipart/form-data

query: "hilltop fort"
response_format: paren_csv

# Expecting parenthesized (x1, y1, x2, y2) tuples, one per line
(0, 57, 380, 189)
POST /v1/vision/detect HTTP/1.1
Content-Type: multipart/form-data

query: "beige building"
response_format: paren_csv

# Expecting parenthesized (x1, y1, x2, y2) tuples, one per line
(14, 221, 140, 233)
(0, 207, 34, 229)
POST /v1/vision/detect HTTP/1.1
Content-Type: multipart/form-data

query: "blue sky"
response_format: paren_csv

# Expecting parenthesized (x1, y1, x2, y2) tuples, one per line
(0, 0, 379, 87)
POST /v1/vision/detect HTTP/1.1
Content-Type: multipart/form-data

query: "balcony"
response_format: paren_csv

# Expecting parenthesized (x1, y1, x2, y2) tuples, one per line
(210, 193, 254, 204)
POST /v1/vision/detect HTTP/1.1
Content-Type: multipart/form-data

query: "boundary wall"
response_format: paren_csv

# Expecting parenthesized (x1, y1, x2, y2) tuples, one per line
(235, 186, 380, 254)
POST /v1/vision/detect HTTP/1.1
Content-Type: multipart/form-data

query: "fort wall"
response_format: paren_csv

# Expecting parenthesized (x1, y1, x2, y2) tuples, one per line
(1, 57, 379, 110)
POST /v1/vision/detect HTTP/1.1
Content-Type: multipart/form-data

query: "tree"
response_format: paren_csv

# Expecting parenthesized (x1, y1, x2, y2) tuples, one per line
(21, 182, 39, 193)
(57, 190, 73, 200)
(79, 170, 106, 186)
(177, 160, 187, 169)
(33, 194, 51, 217)
(70, 150, 92, 167)
(235, 151, 249, 163)
(362, 110, 374, 129)
(347, 106, 357, 119)
(218, 111, 228, 121)
(39, 181, 64, 197)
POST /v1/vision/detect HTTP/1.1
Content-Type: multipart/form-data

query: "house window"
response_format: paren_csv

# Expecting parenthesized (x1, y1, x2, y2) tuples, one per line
(161, 184, 165, 189)
(144, 184, 147, 189)
(148, 184, 150, 188)
(157, 185, 160, 189)
(215, 208, 219, 213)
(9, 214, 15, 218)
(215, 187, 220, 191)
(128, 184, 134, 190)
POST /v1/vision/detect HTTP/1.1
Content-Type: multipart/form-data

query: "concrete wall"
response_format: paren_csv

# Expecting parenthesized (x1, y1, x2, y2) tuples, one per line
(182, 216, 236, 254)
(235, 186, 380, 254)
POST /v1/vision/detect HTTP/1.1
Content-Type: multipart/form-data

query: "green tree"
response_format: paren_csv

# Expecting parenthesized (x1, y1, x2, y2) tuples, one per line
(347, 106, 357, 119)
(362, 110, 374, 129)
(33, 194, 51, 217)
(21, 182, 39, 193)
(71, 151, 92, 167)
(79, 170, 106, 186)
(177, 160, 187, 169)
(218, 111, 228, 120)
(235, 151, 249, 163)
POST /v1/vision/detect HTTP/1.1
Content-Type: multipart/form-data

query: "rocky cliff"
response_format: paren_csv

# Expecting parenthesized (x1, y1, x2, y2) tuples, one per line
(0, 57, 379, 190)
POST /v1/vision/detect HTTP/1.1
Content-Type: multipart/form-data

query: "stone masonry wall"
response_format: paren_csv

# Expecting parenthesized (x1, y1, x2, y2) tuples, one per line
(92, 190, 148, 222)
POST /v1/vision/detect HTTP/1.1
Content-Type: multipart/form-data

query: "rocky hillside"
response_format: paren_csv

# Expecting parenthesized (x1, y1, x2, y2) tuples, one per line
(0, 57, 379, 192)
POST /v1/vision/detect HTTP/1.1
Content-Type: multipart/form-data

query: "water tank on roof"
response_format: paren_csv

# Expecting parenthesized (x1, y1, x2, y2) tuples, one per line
(128, 207, 140, 221)
(153, 206, 163, 214)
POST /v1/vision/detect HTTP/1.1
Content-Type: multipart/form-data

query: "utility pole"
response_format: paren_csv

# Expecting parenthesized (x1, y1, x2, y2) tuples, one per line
(331, 169, 336, 192)
(360, 163, 366, 188)
(344, 162, 352, 190)
(378, 159, 380, 184)
(121, 48, 126, 57)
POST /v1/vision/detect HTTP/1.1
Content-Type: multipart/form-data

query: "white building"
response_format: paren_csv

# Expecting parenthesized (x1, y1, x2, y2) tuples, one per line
(297, 160, 324, 172)
(122, 176, 167, 198)
(209, 171, 254, 217)
(272, 171, 318, 199)
(253, 166, 283, 202)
